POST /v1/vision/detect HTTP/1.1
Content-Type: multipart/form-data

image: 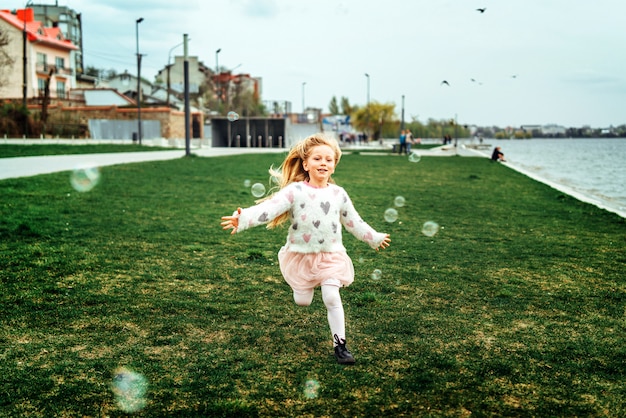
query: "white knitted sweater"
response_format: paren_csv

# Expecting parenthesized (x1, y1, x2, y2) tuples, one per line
(235, 181, 386, 253)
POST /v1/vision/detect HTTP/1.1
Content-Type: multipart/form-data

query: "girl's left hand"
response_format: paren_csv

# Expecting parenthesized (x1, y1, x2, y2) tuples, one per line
(377, 234, 391, 251)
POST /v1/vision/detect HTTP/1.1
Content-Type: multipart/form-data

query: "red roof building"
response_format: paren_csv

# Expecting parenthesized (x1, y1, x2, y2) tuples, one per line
(0, 8, 78, 101)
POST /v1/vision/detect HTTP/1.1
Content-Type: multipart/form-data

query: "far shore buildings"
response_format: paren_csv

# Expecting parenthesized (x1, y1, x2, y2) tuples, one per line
(521, 124, 567, 137)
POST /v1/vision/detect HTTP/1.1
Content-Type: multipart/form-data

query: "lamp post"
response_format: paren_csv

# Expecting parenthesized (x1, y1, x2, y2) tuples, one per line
(365, 73, 370, 138)
(135, 17, 143, 145)
(184, 34, 190, 156)
(215, 48, 221, 107)
(22, 1, 33, 136)
(301, 82, 306, 114)
(401, 95, 405, 131)
(167, 41, 185, 107)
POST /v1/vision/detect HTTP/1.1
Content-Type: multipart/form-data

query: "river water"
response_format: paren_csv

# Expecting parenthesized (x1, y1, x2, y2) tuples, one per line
(479, 138, 626, 218)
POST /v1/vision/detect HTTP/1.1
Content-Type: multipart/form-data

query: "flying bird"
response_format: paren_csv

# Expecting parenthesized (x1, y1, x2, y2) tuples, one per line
(441, 80, 450, 86)
(476, 8, 486, 13)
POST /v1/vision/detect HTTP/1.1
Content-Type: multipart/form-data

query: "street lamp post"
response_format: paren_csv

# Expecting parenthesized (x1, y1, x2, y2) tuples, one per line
(184, 34, 190, 156)
(135, 17, 144, 145)
(22, 1, 33, 136)
(215, 48, 221, 107)
(401, 95, 405, 131)
(365, 73, 370, 138)
(301, 82, 306, 114)
(167, 41, 185, 107)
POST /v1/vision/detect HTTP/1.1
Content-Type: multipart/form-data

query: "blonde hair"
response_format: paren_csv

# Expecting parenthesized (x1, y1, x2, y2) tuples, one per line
(264, 133, 342, 229)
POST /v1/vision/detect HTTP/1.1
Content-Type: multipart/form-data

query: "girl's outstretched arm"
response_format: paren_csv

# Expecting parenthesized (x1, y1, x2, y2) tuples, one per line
(221, 207, 242, 235)
(376, 234, 391, 251)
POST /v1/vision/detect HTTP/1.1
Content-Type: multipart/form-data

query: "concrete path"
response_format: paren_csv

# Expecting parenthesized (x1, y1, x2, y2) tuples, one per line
(0, 147, 286, 180)
(2, 141, 622, 218)
(0, 141, 465, 181)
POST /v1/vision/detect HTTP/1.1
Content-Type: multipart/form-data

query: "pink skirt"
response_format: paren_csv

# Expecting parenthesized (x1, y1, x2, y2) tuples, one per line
(278, 247, 354, 291)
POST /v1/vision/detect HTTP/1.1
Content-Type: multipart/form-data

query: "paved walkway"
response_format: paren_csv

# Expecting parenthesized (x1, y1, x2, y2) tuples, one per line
(0, 147, 287, 180)
(0, 141, 469, 181)
(2, 141, 622, 218)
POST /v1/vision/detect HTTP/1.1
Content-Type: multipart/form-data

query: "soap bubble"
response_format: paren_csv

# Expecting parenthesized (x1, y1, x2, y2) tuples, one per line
(227, 111, 240, 122)
(408, 152, 421, 163)
(394, 196, 405, 207)
(251, 183, 266, 198)
(421, 221, 440, 237)
(111, 367, 148, 413)
(384, 208, 398, 223)
(303, 379, 320, 399)
(243, 179, 251, 188)
(371, 268, 382, 280)
(70, 164, 100, 192)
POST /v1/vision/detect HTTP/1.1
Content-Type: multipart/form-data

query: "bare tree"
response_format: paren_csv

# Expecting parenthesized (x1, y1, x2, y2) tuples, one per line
(0, 30, 15, 89)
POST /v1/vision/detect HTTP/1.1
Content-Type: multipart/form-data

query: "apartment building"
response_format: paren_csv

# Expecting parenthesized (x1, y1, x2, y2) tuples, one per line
(0, 7, 77, 101)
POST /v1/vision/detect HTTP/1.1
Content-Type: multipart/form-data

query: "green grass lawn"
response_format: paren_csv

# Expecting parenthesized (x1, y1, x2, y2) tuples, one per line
(0, 144, 172, 158)
(1, 152, 624, 417)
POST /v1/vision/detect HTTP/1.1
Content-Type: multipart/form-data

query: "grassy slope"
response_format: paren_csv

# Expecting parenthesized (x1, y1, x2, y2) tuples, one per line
(0, 144, 172, 158)
(0, 153, 624, 417)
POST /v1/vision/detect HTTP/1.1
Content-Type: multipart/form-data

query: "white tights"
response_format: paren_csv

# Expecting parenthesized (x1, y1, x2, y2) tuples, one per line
(292, 285, 345, 345)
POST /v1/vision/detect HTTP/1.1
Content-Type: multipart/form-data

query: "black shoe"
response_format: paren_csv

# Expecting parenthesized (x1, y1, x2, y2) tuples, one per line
(334, 334, 356, 365)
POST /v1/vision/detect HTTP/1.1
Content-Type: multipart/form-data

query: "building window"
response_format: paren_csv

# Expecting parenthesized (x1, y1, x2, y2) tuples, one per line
(57, 81, 66, 99)
(37, 78, 46, 94)
(37, 52, 48, 71)
(55, 57, 65, 71)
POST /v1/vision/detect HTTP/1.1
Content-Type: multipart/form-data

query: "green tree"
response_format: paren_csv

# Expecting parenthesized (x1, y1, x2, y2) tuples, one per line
(229, 84, 266, 117)
(351, 101, 396, 141)
(405, 117, 427, 139)
(199, 74, 266, 116)
(84, 66, 118, 80)
(340, 96, 357, 115)
(328, 96, 339, 115)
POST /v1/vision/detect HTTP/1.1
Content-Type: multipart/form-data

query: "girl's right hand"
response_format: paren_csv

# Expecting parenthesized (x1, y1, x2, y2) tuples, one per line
(220, 207, 242, 234)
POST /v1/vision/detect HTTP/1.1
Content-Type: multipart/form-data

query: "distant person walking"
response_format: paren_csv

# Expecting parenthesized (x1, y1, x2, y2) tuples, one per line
(405, 130, 414, 155)
(398, 130, 407, 154)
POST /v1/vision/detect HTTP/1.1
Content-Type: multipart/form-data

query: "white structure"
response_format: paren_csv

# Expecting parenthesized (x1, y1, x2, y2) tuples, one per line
(107, 70, 152, 102)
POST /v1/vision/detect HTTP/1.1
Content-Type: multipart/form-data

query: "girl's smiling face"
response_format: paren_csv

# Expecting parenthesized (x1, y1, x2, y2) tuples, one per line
(303, 144, 336, 187)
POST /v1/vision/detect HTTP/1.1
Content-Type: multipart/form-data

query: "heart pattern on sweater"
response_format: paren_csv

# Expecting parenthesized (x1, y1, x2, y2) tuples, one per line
(320, 201, 330, 214)
(303, 234, 311, 243)
(313, 220, 321, 228)
(258, 212, 268, 222)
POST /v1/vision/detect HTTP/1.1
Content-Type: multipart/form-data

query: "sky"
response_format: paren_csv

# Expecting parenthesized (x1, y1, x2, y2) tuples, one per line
(6, 0, 626, 128)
